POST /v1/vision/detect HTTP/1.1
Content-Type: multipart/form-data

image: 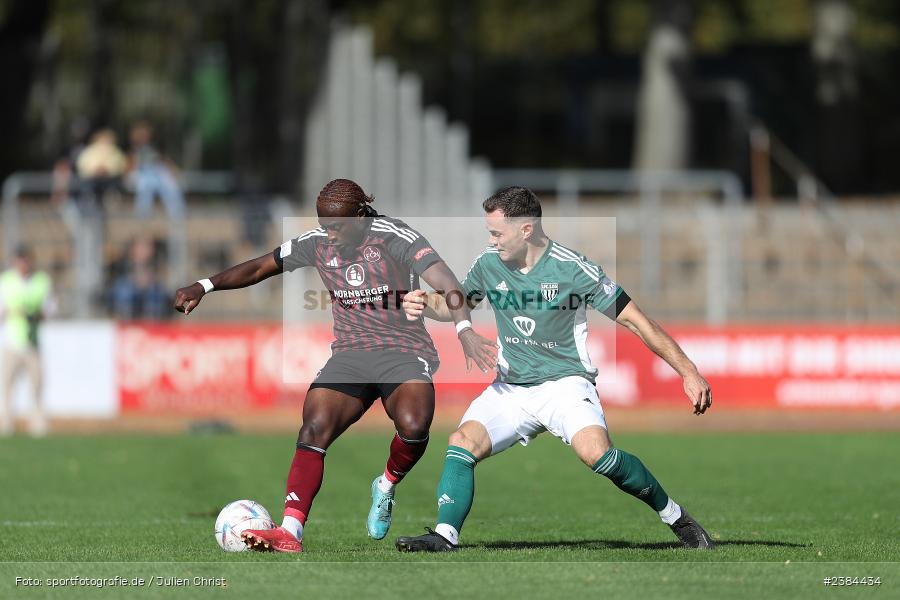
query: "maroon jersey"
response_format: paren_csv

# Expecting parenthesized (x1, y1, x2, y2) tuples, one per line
(275, 216, 442, 364)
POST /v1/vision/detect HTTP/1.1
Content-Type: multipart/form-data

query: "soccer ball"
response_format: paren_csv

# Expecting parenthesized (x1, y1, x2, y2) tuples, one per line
(214, 500, 276, 552)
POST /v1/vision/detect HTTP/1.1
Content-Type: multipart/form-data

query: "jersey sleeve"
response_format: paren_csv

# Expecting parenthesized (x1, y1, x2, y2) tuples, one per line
(381, 222, 443, 276)
(274, 228, 325, 273)
(570, 256, 630, 319)
(460, 248, 493, 306)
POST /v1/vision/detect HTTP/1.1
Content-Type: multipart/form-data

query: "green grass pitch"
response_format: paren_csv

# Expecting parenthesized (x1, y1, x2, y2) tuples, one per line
(1, 431, 897, 598)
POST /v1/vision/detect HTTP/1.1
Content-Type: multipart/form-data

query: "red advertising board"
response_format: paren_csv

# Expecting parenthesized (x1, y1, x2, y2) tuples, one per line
(615, 325, 900, 410)
(116, 323, 492, 414)
(117, 323, 900, 413)
(118, 323, 289, 412)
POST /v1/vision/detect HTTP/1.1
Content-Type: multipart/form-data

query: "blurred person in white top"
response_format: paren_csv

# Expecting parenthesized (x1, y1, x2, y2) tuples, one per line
(0, 246, 56, 436)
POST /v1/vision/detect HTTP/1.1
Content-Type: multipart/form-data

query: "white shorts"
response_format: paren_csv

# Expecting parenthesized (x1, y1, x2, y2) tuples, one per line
(459, 376, 607, 456)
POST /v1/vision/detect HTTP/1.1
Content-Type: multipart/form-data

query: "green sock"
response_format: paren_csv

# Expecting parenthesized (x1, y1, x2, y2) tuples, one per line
(435, 446, 477, 539)
(592, 447, 669, 512)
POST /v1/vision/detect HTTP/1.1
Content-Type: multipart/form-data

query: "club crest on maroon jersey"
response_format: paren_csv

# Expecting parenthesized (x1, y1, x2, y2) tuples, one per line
(345, 263, 365, 286)
(363, 246, 382, 262)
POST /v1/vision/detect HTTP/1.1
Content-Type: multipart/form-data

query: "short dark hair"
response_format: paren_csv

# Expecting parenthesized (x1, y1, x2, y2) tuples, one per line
(13, 244, 32, 259)
(482, 186, 541, 218)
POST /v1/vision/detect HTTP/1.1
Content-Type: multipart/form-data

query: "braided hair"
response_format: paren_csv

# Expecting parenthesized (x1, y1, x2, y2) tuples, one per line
(316, 179, 378, 217)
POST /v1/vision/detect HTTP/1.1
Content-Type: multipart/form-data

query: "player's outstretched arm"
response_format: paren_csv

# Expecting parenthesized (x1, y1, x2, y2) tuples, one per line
(615, 300, 712, 415)
(173, 252, 282, 315)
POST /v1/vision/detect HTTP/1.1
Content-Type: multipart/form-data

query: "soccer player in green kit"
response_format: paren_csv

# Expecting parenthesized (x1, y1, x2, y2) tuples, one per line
(395, 186, 715, 551)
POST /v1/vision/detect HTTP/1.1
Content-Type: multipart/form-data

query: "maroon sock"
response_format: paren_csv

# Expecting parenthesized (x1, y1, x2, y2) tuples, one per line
(283, 444, 325, 524)
(384, 433, 429, 484)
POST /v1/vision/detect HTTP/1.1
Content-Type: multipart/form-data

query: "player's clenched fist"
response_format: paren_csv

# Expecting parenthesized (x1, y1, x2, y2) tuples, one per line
(403, 289, 428, 321)
(173, 282, 206, 315)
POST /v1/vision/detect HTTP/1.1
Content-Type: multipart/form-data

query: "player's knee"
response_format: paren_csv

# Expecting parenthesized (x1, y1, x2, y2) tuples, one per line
(393, 412, 431, 441)
(580, 443, 611, 468)
(297, 419, 334, 449)
(579, 452, 602, 469)
(448, 429, 476, 453)
(572, 426, 611, 467)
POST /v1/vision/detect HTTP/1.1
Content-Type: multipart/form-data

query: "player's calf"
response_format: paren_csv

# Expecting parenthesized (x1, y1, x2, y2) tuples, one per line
(384, 432, 429, 484)
(590, 445, 713, 548)
(280, 443, 325, 544)
(591, 446, 669, 512)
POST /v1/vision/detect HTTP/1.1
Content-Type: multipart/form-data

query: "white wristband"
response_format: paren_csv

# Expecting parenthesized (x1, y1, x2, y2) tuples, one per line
(197, 278, 214, 293)
(455, 320, 472, 334)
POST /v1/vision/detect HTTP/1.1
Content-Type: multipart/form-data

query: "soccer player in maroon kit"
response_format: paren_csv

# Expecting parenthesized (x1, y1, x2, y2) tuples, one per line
(174, 179, 496, 552)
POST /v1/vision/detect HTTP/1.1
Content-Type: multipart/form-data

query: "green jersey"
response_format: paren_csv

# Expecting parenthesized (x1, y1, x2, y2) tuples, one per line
(0, 269, 52, 349)
(462, 240, 623, 386)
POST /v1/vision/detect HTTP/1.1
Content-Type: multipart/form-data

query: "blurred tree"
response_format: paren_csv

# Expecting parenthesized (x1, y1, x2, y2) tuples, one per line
(742, 0, 811, 43)
(188, 44, 232, 166)
(633, 0, 694, 171)
(2, 0, 900, 193)
(224, 0, 328, 196)
(608, 0, 651, 52)
(448, 0, 476, 125)
(852, 0, 900, 192)
(854, 0, 900, 50)
(812, 0, 860, 193)
(475, 0, 595, 58)
(692, 0, 741, 53)
(86, 0, 115, 128)
(0, 0, 50, 179)
(279, 0, 329, 197)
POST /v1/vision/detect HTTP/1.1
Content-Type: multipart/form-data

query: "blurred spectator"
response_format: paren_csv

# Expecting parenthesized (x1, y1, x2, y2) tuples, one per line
(50, 117, 90, 207)
(109, 236, 170, 320)
(76, 128, 127, 208)
(128, 120, 185, 219)
(0, 245, 56, 437)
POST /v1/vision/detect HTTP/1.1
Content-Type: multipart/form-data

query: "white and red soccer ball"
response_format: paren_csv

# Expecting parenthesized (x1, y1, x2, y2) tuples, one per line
(214, 500, 275, 552)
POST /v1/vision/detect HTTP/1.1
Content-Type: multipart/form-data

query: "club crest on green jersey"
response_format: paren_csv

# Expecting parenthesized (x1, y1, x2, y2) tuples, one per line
(540, 282, 559, 302)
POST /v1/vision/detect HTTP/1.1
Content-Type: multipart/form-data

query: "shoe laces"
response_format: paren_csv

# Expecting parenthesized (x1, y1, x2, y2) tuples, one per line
(376, 496, 394, 520)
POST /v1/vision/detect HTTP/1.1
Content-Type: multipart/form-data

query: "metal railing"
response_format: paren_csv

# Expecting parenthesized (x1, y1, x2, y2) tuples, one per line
(2, 170, 235, 317)
(5, 167, 895, 323)
(491, 168, 744, 324)
(750, 122, 899, 313)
